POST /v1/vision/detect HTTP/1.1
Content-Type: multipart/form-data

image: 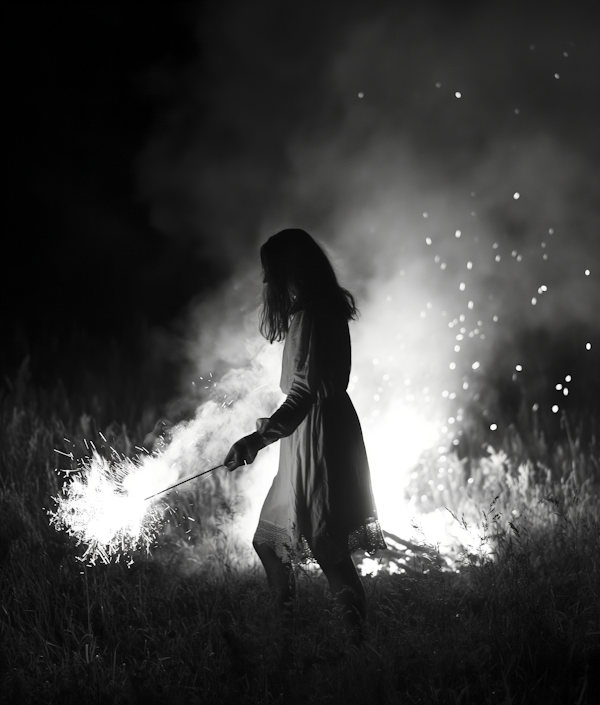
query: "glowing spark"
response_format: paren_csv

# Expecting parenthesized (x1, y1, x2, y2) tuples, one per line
(455, 91, 461, 98)
(54, 449, 74, 459)
(513, 192, 520, 199)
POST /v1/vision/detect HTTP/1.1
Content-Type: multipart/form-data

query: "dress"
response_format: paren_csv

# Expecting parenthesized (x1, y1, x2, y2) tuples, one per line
(253, 302, 387, 565)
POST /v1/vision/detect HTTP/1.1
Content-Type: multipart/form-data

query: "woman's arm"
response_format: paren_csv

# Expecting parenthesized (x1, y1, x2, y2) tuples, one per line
(257, 309, 317, 444)
(224, 310, 318, 470)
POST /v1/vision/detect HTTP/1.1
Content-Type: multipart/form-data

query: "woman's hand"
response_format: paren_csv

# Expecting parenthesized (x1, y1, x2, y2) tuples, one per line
(224, 432, 266, 471)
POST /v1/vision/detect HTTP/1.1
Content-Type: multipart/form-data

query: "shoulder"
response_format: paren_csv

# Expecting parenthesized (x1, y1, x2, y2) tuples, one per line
(299, 298, 346, 318)
(292, 303, 347, 340)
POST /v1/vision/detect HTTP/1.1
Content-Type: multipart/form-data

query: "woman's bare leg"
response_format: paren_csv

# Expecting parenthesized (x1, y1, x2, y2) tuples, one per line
(320, 555, 366, 641)
(253, 541, 295, 610)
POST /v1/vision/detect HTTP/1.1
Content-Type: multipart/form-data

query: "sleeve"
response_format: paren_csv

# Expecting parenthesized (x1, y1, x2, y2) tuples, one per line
(256, 310, 319, 445)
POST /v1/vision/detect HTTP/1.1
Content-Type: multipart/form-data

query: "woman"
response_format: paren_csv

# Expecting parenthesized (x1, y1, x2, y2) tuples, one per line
(225, 229, 386, 637)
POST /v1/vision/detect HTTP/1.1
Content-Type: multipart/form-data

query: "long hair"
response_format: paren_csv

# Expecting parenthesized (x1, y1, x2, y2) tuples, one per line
(259, 229, 358, 343)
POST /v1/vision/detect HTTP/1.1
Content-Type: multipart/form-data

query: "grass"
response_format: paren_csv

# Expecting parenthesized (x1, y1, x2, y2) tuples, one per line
(1, 353, 599, 704)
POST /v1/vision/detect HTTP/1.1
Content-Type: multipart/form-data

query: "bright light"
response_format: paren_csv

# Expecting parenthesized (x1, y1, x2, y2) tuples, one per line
(49, 451, 168, 564)
(363, 400, 438, 535)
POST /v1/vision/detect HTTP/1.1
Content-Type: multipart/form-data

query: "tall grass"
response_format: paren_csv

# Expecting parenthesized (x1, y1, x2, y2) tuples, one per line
(1, 354, 599, 704)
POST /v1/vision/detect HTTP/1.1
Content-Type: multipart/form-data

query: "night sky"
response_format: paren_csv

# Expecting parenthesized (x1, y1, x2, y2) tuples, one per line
(5, 0, 600, 409)
(6, 5, 206, 343)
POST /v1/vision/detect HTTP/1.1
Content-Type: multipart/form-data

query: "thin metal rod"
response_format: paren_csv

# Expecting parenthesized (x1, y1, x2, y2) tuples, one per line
(144, 464, 226, 501)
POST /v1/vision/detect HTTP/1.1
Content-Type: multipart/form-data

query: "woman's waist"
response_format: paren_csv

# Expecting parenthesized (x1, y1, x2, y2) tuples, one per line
(280, 387, 351, 403)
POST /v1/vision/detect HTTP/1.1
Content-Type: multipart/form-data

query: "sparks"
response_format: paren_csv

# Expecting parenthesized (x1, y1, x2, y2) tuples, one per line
(49, 450, 181, 564)
(50, 435, 228, 566)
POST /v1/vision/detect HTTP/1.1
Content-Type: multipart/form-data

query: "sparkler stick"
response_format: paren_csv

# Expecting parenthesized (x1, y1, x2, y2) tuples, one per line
(143, 463, 226, 501)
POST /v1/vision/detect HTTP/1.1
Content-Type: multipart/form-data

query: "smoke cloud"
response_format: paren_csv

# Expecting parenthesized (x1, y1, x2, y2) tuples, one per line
(134, 0, 600, 545)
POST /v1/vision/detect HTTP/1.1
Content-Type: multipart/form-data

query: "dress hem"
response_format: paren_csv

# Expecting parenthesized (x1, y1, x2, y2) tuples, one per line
(253, 518, 387, 566)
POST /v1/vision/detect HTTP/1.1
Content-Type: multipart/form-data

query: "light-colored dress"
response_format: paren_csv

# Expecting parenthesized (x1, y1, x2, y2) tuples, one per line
(254, 302, 386, 565)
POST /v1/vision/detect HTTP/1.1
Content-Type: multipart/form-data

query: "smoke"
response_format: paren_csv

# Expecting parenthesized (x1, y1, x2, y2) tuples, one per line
(134, 0, 600, 547)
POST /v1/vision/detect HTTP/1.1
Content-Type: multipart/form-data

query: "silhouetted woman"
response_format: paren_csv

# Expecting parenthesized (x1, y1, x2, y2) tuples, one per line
(225, 229, 386, 638)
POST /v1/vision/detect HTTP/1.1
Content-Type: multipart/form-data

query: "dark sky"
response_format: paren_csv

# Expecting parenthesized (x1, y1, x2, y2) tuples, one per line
(5, 1, 600, 397)
(6, 4, 209, 343)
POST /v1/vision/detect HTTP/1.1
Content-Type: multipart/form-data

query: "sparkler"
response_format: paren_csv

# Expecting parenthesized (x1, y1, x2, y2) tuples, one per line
(49, 450, 226, 566)
(49, 343, 283, 568)
(143, 463, 226, 501)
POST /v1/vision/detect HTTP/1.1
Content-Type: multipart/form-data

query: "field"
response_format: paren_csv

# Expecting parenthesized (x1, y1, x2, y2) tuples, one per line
(1, 346, 599, 705)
